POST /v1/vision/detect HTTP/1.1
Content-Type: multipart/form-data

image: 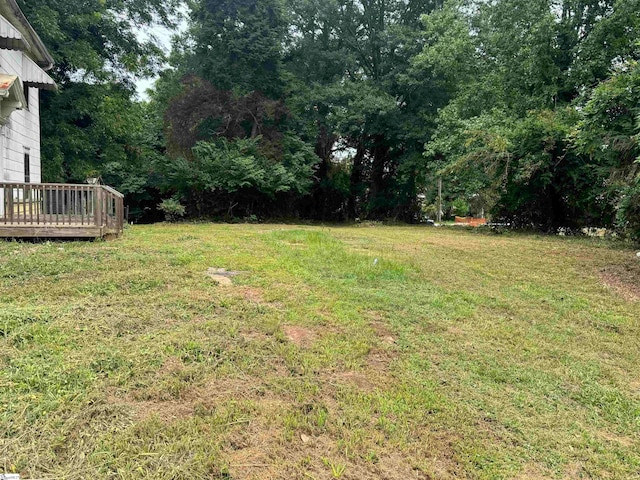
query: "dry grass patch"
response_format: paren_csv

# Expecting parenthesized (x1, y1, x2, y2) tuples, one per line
(238, 286, 268, 304)
(599, 261, 640, 301)
(369, 318, 397, 345)
(282, 325, 317, 347)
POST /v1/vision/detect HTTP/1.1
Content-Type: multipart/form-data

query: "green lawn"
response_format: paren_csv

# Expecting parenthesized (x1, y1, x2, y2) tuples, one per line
(1, 224, 638, 479)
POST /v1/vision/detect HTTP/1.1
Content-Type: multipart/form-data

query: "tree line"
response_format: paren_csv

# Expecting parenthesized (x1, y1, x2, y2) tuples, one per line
(21, 0, 640, 239)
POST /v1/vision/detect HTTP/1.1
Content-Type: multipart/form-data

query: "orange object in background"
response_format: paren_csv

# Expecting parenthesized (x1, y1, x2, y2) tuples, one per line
(454, 216, 487, 227)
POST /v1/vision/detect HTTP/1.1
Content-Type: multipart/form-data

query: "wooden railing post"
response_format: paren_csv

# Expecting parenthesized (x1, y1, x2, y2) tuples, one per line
(94, 186, 103, 228)
(8, 185, 14, 224)
(120, 197, 124, 233)
(1, 186, 6, 224)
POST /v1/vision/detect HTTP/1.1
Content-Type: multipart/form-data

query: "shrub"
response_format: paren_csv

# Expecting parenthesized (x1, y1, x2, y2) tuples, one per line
(617, 184, 640, 242)
(451, 198, 470, 217)
(158, 198, 186, 222)
(421, 203, 437, 220)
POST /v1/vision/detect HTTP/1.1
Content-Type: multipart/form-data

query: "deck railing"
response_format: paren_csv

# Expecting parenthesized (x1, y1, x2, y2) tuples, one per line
(0, 182, 124, 237)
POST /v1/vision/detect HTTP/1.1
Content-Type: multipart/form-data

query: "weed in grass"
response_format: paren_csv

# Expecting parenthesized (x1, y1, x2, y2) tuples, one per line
(322, 457, 347, 478)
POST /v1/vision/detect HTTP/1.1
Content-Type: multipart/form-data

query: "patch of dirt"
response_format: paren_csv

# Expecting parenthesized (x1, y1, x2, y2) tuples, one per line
(598, 429, 635, 448)
(106, 374, 284, 423)
(475, 417, 506, 443)
(599, 263, 640, 302)
(367, 312, 401, 347)
(158, 356, 184, 375)
(334, 371, 376, 391)
(367, 348, 395, 372)
(105, 387, 194, 422)
(132, 400, 194, 421)
(225, 429, 446, 480)
(106, 363, 464, 480)
(370, 320, 396, 345)
(376, 452, 435, 480)
(563, 462, 584, 479)
(237, 286, 285, 309)
(241, 331, 270, 343)
(628, 378, 640, 394)
(513, 463, 554, 479)
(327, 346, 396, 393)
(283, 325, 316, 346)
(447, 326, 465, 335)
(191, 376, 272, 403)
(239, 286, 266, 303)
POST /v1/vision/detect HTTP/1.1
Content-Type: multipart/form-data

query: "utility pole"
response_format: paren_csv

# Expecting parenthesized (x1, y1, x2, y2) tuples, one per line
(436, 177, 442, 224)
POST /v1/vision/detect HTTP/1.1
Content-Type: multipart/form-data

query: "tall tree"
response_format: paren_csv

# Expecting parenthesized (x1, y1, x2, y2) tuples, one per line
(156, 0, 320, 218)
(17, 0, 180, 184)
(417, 0, 640, 231)
(284, 0, 444, 220)
(188, 0, 286, 98)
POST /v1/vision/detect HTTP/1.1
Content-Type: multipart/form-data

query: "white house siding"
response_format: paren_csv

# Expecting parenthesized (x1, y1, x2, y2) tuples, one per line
(0, 47, 41, 184)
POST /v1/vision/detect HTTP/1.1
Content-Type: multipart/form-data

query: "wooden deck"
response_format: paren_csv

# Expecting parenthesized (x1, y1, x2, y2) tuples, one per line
(0, 182, 124, 239)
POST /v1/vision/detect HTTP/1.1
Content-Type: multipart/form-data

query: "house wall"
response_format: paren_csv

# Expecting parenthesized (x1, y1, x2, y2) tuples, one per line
(0, 47, 41, 184)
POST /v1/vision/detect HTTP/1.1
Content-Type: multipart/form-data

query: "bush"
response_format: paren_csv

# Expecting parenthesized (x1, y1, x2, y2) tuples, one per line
(421, 203, 437, 220)
(158, 198, 186, 222)
(617, 184, 640, 241)
(451, 198, 470, 217)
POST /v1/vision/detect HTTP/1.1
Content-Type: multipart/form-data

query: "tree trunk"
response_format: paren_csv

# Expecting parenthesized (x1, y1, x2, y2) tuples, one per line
(309, 125, 336, 220)
(369, 135, 389, 218)
(348, 143, 366, 219)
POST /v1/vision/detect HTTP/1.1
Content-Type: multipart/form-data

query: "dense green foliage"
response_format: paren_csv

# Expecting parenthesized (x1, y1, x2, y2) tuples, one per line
(27, 0, 640, 237)
(573, 59, 640, 238)
(418, 0, 640, 233)
(17, 0, 180, 220)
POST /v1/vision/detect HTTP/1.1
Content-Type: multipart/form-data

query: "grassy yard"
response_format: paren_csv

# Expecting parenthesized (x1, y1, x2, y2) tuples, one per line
(0, 224, 639, 479)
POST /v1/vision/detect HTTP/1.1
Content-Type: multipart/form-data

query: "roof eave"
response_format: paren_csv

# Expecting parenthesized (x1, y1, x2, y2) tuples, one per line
(1, 0, 54, 70)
